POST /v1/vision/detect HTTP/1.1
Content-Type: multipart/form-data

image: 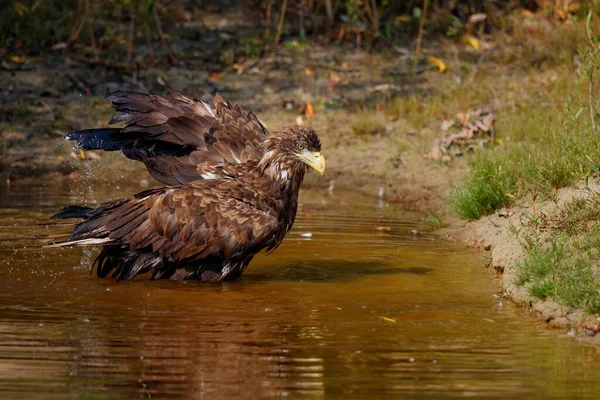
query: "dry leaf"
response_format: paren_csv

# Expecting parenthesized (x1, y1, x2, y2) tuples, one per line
(329, 73, 341, 85)
(208, 72, 223, 81)
(304, 67, 315, 77)
(468, 13, 487, 23)
(466, 35, 480, 50)
(440, 119, 455, 131)
(304, 100, 314, 121)
(12, 1, 28, 16)
(555, 8, 567, 21)
(428, 57, 446, 73)
(7, 55, 25, 63)
(456, 112, 469, 125)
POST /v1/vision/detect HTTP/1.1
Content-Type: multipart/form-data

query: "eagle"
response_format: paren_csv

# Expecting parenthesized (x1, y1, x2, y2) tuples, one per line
(50, 88, 326, 282)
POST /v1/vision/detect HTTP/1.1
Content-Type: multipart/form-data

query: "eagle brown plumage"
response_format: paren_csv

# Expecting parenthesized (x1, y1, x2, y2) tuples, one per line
(50, 87, 326, 282)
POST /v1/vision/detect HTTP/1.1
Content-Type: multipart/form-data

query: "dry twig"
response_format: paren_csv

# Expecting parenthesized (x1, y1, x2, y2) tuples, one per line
(274, 0, 288, 45)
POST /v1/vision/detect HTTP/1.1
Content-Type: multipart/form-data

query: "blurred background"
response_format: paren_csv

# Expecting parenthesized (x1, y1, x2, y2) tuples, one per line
(0, 0, 595, 200)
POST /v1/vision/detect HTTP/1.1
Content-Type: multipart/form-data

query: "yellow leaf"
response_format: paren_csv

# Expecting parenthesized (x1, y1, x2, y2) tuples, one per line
(505, 193, 515, 199)
(428, 56, 446, 73)
(377, 316, 397, 323)
(12, 1, 28, 16)
(7, 55, 25, 63)
(304, 66, 315, 77)
(395, 15, 411, 22)
(466, 35, 480, 50)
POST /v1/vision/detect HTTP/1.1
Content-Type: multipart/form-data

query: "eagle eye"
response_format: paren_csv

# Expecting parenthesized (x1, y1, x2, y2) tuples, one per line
(297, 142, 305, 150)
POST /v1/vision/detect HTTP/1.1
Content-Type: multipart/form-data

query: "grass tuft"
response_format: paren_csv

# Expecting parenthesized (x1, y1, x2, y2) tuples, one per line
(515, 193, 600, 314)
(450, 159, 516, 220)
(351, 112, 386, 136)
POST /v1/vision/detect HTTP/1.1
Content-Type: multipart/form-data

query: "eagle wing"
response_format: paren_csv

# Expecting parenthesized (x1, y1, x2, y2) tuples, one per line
(69, 181, 279, 263)
(67, 87, 269, 185)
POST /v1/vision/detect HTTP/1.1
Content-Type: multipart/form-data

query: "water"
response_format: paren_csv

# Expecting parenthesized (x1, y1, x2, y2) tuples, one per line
(0, 180, 599, 399)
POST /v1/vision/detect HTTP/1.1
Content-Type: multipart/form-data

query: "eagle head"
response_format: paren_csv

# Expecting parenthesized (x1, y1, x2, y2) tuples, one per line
(260, 126, 326, 176)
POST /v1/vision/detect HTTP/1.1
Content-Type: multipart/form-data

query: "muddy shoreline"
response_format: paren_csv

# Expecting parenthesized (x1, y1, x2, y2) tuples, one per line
(446, 182, 600, 346)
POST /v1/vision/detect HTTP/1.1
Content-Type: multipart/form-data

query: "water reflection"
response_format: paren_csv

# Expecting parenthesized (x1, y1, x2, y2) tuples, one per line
(0, 181, 599, 399)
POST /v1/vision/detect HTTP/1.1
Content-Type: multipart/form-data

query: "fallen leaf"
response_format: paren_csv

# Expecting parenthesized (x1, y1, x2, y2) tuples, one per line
(329, 73, 341, 85)
(304, 100, 314, 121)
(466, 35, 480, 50)
(377, 316, 397, 323)
(208, 71, 223, 81)
(304, 66, 315, 76)
(468, 13, 487, 24)
(456, 112, 469, 125)
(428, 56, 446, 73)
(395, 15, 412, 22)
(6, 55, 25, 63)
(481, 113, 495, 129)
(440, 119, 455, 131)
(12, 1, 28, 16)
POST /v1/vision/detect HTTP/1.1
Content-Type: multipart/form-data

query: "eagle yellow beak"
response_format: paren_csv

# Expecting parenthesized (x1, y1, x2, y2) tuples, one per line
(297, 149, 327, 175)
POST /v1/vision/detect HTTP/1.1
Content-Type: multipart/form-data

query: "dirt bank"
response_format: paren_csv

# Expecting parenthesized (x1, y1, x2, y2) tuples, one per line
(448, 181, 600, 345)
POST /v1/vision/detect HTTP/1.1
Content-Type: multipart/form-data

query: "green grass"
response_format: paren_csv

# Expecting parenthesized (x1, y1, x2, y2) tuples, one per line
(449, 73, 600, 220)
(513, 191, 600, 315)
(426, 214, 445, 229)
(444, 17, 599, 220)
(351, 112, 386, 136)
(450, 158, 517, 220)
(516, 233, 600, 314)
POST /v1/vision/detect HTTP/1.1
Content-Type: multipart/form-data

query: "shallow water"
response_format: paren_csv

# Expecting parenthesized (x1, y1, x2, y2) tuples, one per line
(0, 180, 599, 399)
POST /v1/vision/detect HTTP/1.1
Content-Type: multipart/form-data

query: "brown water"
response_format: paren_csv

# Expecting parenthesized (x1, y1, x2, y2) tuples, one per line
(0, 180, 599, 399)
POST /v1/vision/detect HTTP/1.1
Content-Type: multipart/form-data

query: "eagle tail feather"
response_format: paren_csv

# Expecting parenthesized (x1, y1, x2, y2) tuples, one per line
(51, 205, 95, 219)
(66, 128, 125, 151)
